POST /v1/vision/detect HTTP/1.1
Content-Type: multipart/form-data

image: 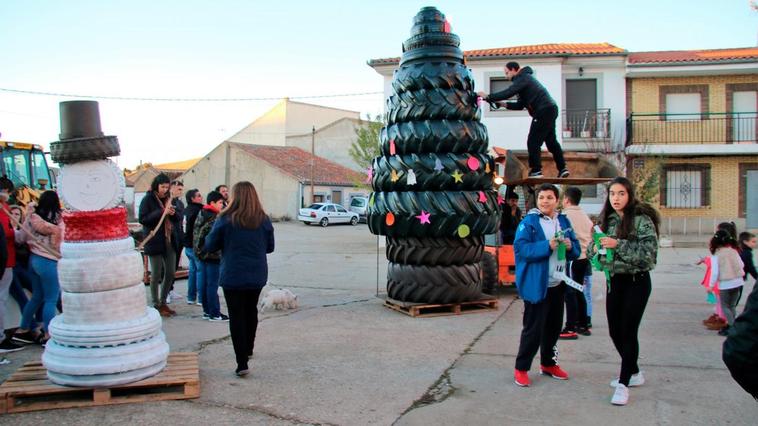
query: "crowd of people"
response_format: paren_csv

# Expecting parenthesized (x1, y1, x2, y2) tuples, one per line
(0, 175, 275, 378)
(0, 186, 65, 363)
(138, 175, 274, 376)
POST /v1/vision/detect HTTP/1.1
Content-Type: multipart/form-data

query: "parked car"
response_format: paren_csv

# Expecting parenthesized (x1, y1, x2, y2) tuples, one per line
(298, 203, 359, 227)
(349, 196, 369, 222)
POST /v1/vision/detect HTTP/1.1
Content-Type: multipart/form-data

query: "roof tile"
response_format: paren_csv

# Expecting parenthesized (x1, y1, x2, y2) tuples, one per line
(230, 143, 362, 186)
(628, 47, 758, 64)
(370, 42, 625, 65)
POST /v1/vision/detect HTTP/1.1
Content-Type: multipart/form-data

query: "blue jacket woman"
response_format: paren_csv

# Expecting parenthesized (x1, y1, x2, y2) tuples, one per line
(203, 181, 274, 377)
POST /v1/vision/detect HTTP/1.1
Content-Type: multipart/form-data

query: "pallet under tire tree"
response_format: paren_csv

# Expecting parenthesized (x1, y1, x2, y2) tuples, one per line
(367, 7, 499, 304)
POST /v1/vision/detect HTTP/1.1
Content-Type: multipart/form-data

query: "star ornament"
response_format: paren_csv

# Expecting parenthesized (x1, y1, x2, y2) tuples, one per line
(391, 169, 399, 182)
(451, 170, 464, 183)
(415, 210, 431, 225)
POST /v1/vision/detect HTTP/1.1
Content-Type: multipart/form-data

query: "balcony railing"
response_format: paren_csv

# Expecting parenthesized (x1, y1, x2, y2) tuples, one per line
(627, 112, 758, 145)
(562, 108, 611, 139)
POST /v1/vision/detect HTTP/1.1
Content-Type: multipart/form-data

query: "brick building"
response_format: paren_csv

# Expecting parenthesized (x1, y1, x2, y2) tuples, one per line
(625, 47, 758, 232)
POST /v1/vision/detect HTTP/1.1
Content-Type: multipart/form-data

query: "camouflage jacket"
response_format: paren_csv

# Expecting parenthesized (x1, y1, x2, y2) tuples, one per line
(587, 211, 658, 276)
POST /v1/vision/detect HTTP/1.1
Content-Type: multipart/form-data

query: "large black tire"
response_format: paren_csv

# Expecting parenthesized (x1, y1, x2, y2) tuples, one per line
(50, 136, 120, 164)
(480, 251, 498, 294)
(367, 190, 500, 238)
(372, 152, 494, 192)
(380, 120, 489, 156)
(386, 88, 479, 124)
(386, 236, 483, 266)
(403, 32, 460, 52)
(387, 262, 482, 303)
(392, 62, 473, 94)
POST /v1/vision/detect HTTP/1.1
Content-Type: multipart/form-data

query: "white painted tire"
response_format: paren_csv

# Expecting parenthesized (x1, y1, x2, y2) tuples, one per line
(58, 159, 126, 211)
(49, 308, 162, 348)
(47, 359, 167, 388)
(43, 333, 169, 379)
(59, 250, 144, 293)
(61, 282, 147, 325)
(61, 237, 137, 258)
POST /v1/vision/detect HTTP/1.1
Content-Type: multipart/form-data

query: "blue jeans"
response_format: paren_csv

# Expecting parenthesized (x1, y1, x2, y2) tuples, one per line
(184, 248, 204, 303)
(583, 274, 593, 318)
(200, 261, 221, 317)
(20, 254, 60, 333)
(10, 264, 32, 310)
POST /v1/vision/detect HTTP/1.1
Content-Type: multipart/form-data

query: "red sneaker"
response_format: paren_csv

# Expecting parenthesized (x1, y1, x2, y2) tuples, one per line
(514, 369, 530, 387)
(540, 364, 569, 380)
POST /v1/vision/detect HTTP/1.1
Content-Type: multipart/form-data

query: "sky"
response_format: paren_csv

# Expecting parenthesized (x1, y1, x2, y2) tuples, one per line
(1, 0, 757, 169)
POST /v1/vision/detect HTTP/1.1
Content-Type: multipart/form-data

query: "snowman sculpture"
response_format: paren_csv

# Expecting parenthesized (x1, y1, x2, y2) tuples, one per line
(41, 101, 169, 386)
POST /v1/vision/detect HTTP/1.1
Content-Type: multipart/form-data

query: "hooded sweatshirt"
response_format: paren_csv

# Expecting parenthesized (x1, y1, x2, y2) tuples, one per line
(486, 66, 557, 116)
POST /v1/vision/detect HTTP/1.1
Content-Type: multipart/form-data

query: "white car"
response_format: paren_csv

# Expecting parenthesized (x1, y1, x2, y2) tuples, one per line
(298, 203, 359, 227)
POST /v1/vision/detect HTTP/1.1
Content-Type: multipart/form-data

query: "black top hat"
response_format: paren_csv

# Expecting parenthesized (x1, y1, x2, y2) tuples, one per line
(50, 100, 120, 164)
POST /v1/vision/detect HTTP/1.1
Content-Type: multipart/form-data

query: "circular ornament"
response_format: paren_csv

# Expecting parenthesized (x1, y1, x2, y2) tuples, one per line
(58, 159, 125, 211)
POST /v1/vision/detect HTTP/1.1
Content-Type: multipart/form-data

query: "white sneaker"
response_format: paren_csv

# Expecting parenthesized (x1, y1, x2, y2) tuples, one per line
(611, 384, 629, 406)
(169, 290, 183, 300)
(610, 372, 645, 387)
(166, 294, 172, 304)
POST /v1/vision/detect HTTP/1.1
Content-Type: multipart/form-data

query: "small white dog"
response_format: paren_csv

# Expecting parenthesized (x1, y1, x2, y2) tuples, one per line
(259, 288, 298, 312)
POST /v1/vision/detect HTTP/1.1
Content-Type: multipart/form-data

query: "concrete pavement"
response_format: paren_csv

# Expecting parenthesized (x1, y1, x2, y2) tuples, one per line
(1, 222, 755, 425)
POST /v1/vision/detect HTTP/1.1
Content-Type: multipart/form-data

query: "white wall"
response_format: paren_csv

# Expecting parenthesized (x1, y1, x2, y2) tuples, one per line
(286, 118, 365, 171)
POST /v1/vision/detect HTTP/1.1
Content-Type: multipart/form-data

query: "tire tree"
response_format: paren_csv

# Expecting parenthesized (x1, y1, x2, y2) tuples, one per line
(368, 7, 500, 303)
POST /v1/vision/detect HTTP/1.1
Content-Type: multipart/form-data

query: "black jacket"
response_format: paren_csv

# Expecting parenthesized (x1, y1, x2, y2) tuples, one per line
(487, 66, 556, 116)
(138, 191, 182, 256)
(193, 207, 221, 263)
(723, 279, 758, 399)
(740, 245, 757, 280)
(182, 202, 203, 248)
(500, 205, 522, 245)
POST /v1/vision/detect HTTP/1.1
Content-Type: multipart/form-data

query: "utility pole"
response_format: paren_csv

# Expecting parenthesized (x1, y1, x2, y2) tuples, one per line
(310, 125, 315, 204)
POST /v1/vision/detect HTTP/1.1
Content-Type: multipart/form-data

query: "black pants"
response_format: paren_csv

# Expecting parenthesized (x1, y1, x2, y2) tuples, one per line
(223, 287, 263, 369)
(606, 272, 651, 386)
(526, 105, 567, 173)
(565, 259, 590, 329)
(516, 283, 565, 371)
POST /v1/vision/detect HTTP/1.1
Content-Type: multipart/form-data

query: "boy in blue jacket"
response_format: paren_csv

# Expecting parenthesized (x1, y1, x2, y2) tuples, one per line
(513, 183, 580, 387)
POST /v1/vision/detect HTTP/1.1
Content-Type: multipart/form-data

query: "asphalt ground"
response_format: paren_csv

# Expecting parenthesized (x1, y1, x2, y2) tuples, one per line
(1, 221, 756, 425)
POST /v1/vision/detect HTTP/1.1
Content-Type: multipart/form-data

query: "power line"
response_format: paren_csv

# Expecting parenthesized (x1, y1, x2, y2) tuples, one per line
(0, 87, 384, 102)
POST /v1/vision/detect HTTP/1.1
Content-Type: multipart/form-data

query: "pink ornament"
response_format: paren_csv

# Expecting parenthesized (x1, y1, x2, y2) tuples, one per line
(478, 191, 487, 203)
(365, 167, 373, 184)
(389, 139, 396, 155)
(415, 210, 431, 225)
(467, 157, 480, 171)
(497, 195, 504, 205)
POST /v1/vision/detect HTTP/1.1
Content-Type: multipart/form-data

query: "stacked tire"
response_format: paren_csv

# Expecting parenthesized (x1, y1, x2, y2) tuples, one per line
(42, 101, 169, 387)
(368, 7, 499, 304)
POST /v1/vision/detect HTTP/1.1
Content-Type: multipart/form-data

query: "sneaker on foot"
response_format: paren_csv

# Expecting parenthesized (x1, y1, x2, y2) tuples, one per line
(11, 330, 39, 344)
(540, 364, 569, 380)
(157, 304, 173, 317)
(528, 170, 543, 178)
(576, 326, 592, 336)
(0, 357, 10, 365)
(0, 338, 25, 353)
(196, 301, 203, 306)
(559, 328, 578, 340)
(186, 299, 196, 305)
(703, 313, 719, 325)
(202, 313, 211, 320)
(611, 384, 629, 405)
(210, 313, 229, 322)
(610, 372, 645, 387)
(559, 168, 570, 178)
(169, 290, 183, 300)
(514, 369, 530, 387)
(235, 367, 249, 377)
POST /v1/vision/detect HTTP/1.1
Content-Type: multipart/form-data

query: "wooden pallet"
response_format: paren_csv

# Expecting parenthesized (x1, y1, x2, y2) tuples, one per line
(0, 352, 199, 414)
(383, 297, 499, 318)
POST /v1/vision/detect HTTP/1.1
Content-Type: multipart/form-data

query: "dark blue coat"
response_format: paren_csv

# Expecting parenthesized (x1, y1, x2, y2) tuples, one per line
(204, 215, 274, 290)
(514, 211, 580, 303)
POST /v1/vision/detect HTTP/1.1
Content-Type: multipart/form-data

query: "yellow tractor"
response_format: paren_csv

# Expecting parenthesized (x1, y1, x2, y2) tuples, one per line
(0, 141, 56, 206)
